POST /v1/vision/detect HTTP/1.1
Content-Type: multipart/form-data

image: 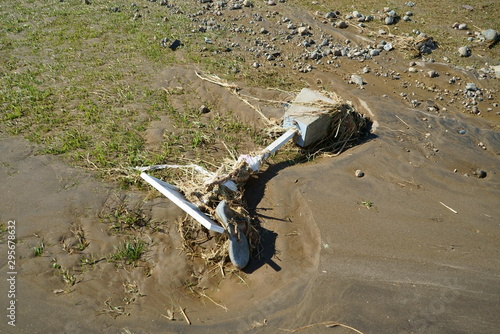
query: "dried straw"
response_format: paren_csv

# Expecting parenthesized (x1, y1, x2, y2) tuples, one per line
(151, 75, 368, 275)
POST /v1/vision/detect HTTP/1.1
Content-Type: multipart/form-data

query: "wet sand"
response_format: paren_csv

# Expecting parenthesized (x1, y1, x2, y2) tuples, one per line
(1, 4, 500, 334)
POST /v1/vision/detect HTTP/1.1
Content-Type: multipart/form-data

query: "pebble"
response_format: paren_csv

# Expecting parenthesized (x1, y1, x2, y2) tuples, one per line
(297, 26, 309, 35)
(385, 16, 394, 25)
(383, 43, 393, 51)
(355, 170, 364, 178)
(363, 66, 370, 73)
(369, 49, 380, 56)
(482, 29, 499, 42)
(336, 21, 348, 29)
(458, 46, 471, 57)
(466, 83, 477, 91)
(474, 169, 487, 179)
(350, 74, 364, 86)
(252, 62, 260, 68)
(408, 67, 417, 73)
(403, 15, 411, 22)
(199, 105, 210, 114)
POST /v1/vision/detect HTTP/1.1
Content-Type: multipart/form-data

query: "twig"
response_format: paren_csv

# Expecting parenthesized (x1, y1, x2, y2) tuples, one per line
(195, 70, 275, 126)
(395, 115, 411, 128)
(179, 306, 191, 325)
(439, 201, 458, 214)
(281, 321, 364, 333)
(198, 291, 228, 311)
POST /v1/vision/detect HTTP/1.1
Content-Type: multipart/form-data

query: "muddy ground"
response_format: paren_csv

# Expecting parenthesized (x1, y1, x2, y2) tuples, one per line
(1, 1, 499, 333)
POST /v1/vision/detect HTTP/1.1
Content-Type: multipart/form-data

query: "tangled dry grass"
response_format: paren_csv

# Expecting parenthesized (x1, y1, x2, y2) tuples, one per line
(142, 72, 369, 273)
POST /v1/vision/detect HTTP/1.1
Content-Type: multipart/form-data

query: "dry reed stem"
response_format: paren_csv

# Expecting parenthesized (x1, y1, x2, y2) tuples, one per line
(198, 291, 229, 311)
(195, 71, 276, 126)
(179, 307, 191, 325)
(281, 321, 365, 333)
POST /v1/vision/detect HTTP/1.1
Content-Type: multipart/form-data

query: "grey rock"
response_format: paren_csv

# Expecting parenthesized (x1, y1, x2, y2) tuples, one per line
(199, 105, 210, 114)
(336, 21, 348, 29)
(482, 29, 499, 42)
(355, 170, 364, 177)
(385, 16, 394, 25)
(466, 83, 477, 91)
(383, 43, 393, 51)
(350, 74, 364, 86)
(458, 23, 467, 30)
(403, 15, 411, 22)
(325, 12, 336, 19)
(352, 11, 361, 18)
(475, 169, 487, 178)
(428, 70, 438, 78)
(369, 49, 380, 56)
(458, 46, 471, 57)
(408, 67, 418, 73)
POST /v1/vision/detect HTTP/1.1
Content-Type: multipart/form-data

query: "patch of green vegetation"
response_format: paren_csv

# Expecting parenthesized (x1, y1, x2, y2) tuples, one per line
(100, 204, 149, 233)
(33, 240, 45, 257)
(111, 238, 147, 265)
(361, 200, 373, 209)
(52, 260, 76, 286)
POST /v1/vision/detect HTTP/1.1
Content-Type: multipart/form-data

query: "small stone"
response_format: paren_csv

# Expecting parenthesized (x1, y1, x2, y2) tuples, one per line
(252, 62, 260, 68)
(242, 0, 253, 7)
(352, 11, 361, 18)
(403, 15, 411, 22)
(385, 16, 394, 25)
(458, 23, 467, 30)
(199, 105, 210, 114)
(267, 0, 276, 5)
(297, 26, 309, 35)
(475, 169, 487, 178)
(336, 21, 348, 29)
(408, 67, 418, 73)
(482, 29, 499, 42)
(458, 46, 471, 57)
(325, 12, 336, 19)
(168, 39, 181, 50)
(369, 49, 380, 56)
(350, 74, 364, 86)
(466, 83, 477, 91)
(383, 43, 393, 51)
(355, 170, 364, 178)
(363, 66, 370, 73)
(428, 70, 438, 78)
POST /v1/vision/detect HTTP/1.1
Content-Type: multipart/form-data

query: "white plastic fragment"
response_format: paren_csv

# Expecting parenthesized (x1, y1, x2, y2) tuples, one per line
(140, 172, 225, 233)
